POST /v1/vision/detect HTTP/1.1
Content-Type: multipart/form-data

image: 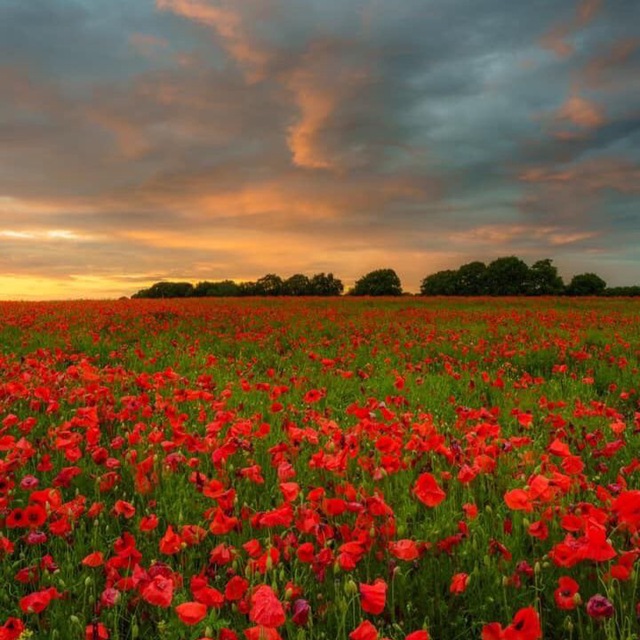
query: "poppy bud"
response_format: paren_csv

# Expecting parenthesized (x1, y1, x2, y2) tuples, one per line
(344, 579, 357, 596)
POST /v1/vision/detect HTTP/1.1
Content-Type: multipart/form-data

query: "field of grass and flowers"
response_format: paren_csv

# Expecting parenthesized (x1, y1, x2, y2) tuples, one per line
(0, 296, 639, 640)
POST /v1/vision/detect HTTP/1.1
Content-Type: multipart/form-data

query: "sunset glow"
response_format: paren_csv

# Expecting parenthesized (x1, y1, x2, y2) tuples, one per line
(1, 0, 638, 298)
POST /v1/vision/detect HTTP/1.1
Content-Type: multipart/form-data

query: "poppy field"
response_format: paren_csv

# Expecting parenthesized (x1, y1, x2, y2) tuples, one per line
(1, 296, 639, 640)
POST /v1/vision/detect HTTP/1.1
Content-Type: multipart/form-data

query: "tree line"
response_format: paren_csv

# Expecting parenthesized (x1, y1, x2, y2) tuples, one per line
(131, 259, 639, 298)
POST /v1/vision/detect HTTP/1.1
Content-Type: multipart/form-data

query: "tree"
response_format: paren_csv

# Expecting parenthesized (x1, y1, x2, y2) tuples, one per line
(420, 270, 460, 295)
(456, 261, 487, 295)
(567, 273, 606, 296)
(527, 259, 565, 295)
(352, 269, 402, 296)
(485, 256, 530, 295)
(283, 274, 312, 296)
(255, 273, 284, 296)
(309, 272, 344, 296)
(132, 281, 194, 298)
(193, 280, 240, 297)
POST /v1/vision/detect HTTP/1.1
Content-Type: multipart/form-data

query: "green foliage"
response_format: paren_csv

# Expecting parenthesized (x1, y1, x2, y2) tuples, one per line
(132, 281, 194, 299)
(193, 280, 240, 297)
(133, 272, 344, 298)
(309, 272, 344, 296)
(283, 273, 311, 296)
(484, 256, 530, 295)
(352, 268, 403, 296)
(567, 272, 607, 296)
(527, 259, 565, 295)
(420, 269, 460, 295)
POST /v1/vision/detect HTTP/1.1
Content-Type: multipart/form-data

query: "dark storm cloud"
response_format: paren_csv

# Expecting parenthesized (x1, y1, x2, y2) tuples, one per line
(0, 0, 638, 298)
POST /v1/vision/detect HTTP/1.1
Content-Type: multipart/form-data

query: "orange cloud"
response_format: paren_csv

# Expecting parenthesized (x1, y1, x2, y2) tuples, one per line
(156, 0, 271, 82)
(449, 224, 600, 247)
(554, 94, 605, 129)
(582, 38, 640, 89)
(519, 157, 640, 193)
(85, 107, 150, 158)
(540, 0, 603, 57)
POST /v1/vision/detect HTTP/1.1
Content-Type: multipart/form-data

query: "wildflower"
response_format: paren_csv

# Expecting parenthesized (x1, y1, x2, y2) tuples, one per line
(586, 595, 614, 620)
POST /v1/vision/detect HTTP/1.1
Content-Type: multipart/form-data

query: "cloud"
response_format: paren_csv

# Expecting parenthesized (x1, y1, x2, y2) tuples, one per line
(554, 95, 605, 129)
(156, 0, 272, 81)
(0, 0, 639, 297)
(540, 0, 604, 58)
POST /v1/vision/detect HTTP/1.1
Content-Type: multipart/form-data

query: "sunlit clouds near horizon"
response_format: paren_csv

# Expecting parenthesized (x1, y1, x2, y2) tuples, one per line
(1, 0, 639, 299)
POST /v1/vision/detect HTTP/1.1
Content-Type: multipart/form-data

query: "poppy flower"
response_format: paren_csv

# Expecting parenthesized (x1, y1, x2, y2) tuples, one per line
(6, 509, 26, 529)
(586, 595, 614, 620)
(191, 576, 224, 607)
(159, 525, 183, 555)
(405, 631, 429, 640)
(504, 489, 533, 512)
(82, 551, 104, 567)
(113, 500, 136, 519)
(141, 575, 174, 608)
(389, 539, 419, 561)
(225, 575, 249, 602)
(413, 473, 446, 508)
(249, 585, 286, 627)
(0, 617, 25, 640)
(19, 587, 62, 614)
(24, 504, 47, 529)
(554, 577, 580, 610)
(85, 622, 109, 640)
(291, 599, 310, 626)
(503, 607, 542, 640)
(449, 573, 469, 595)
(175, 602, 207, 625)
(349, 620, 378, 640)
(359, 579, 387, 615)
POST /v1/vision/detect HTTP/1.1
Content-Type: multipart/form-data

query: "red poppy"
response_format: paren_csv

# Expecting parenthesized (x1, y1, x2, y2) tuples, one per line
(159, 525, 183, 555)
(389, 539, 419, 561)
(139, 514, 159, 532)
(6, 509, 26, 529)
(413, 473, 446, 507)
(191, 576, 224, 607)
(405, 632, 429, 640)
(141, 575, 174, 608)
(449, 573, 469, 595)
(85, 622, 109, 640)
(359, 579, 387, 615)
(349, 620, 378, 640)
(24, 504, 47, 529)
(504, 489, 533, 512)
(113, 500, 136, 519)
(503, 607, 542, 640)
(244, 627, 282, 640)
(82, 551, 104, 567)
(0, 617, 25, 640)
(225, 575, 249, 602)
(554, 576, 580, 610)
(19, 587, 62, 614)
(249, 585, 286, 627)
(612, 490, 640, 531)
(175, 602, 207, 625)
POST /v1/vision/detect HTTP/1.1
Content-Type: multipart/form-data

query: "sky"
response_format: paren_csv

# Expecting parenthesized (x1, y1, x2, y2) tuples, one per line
(1, 0, 639, 299)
